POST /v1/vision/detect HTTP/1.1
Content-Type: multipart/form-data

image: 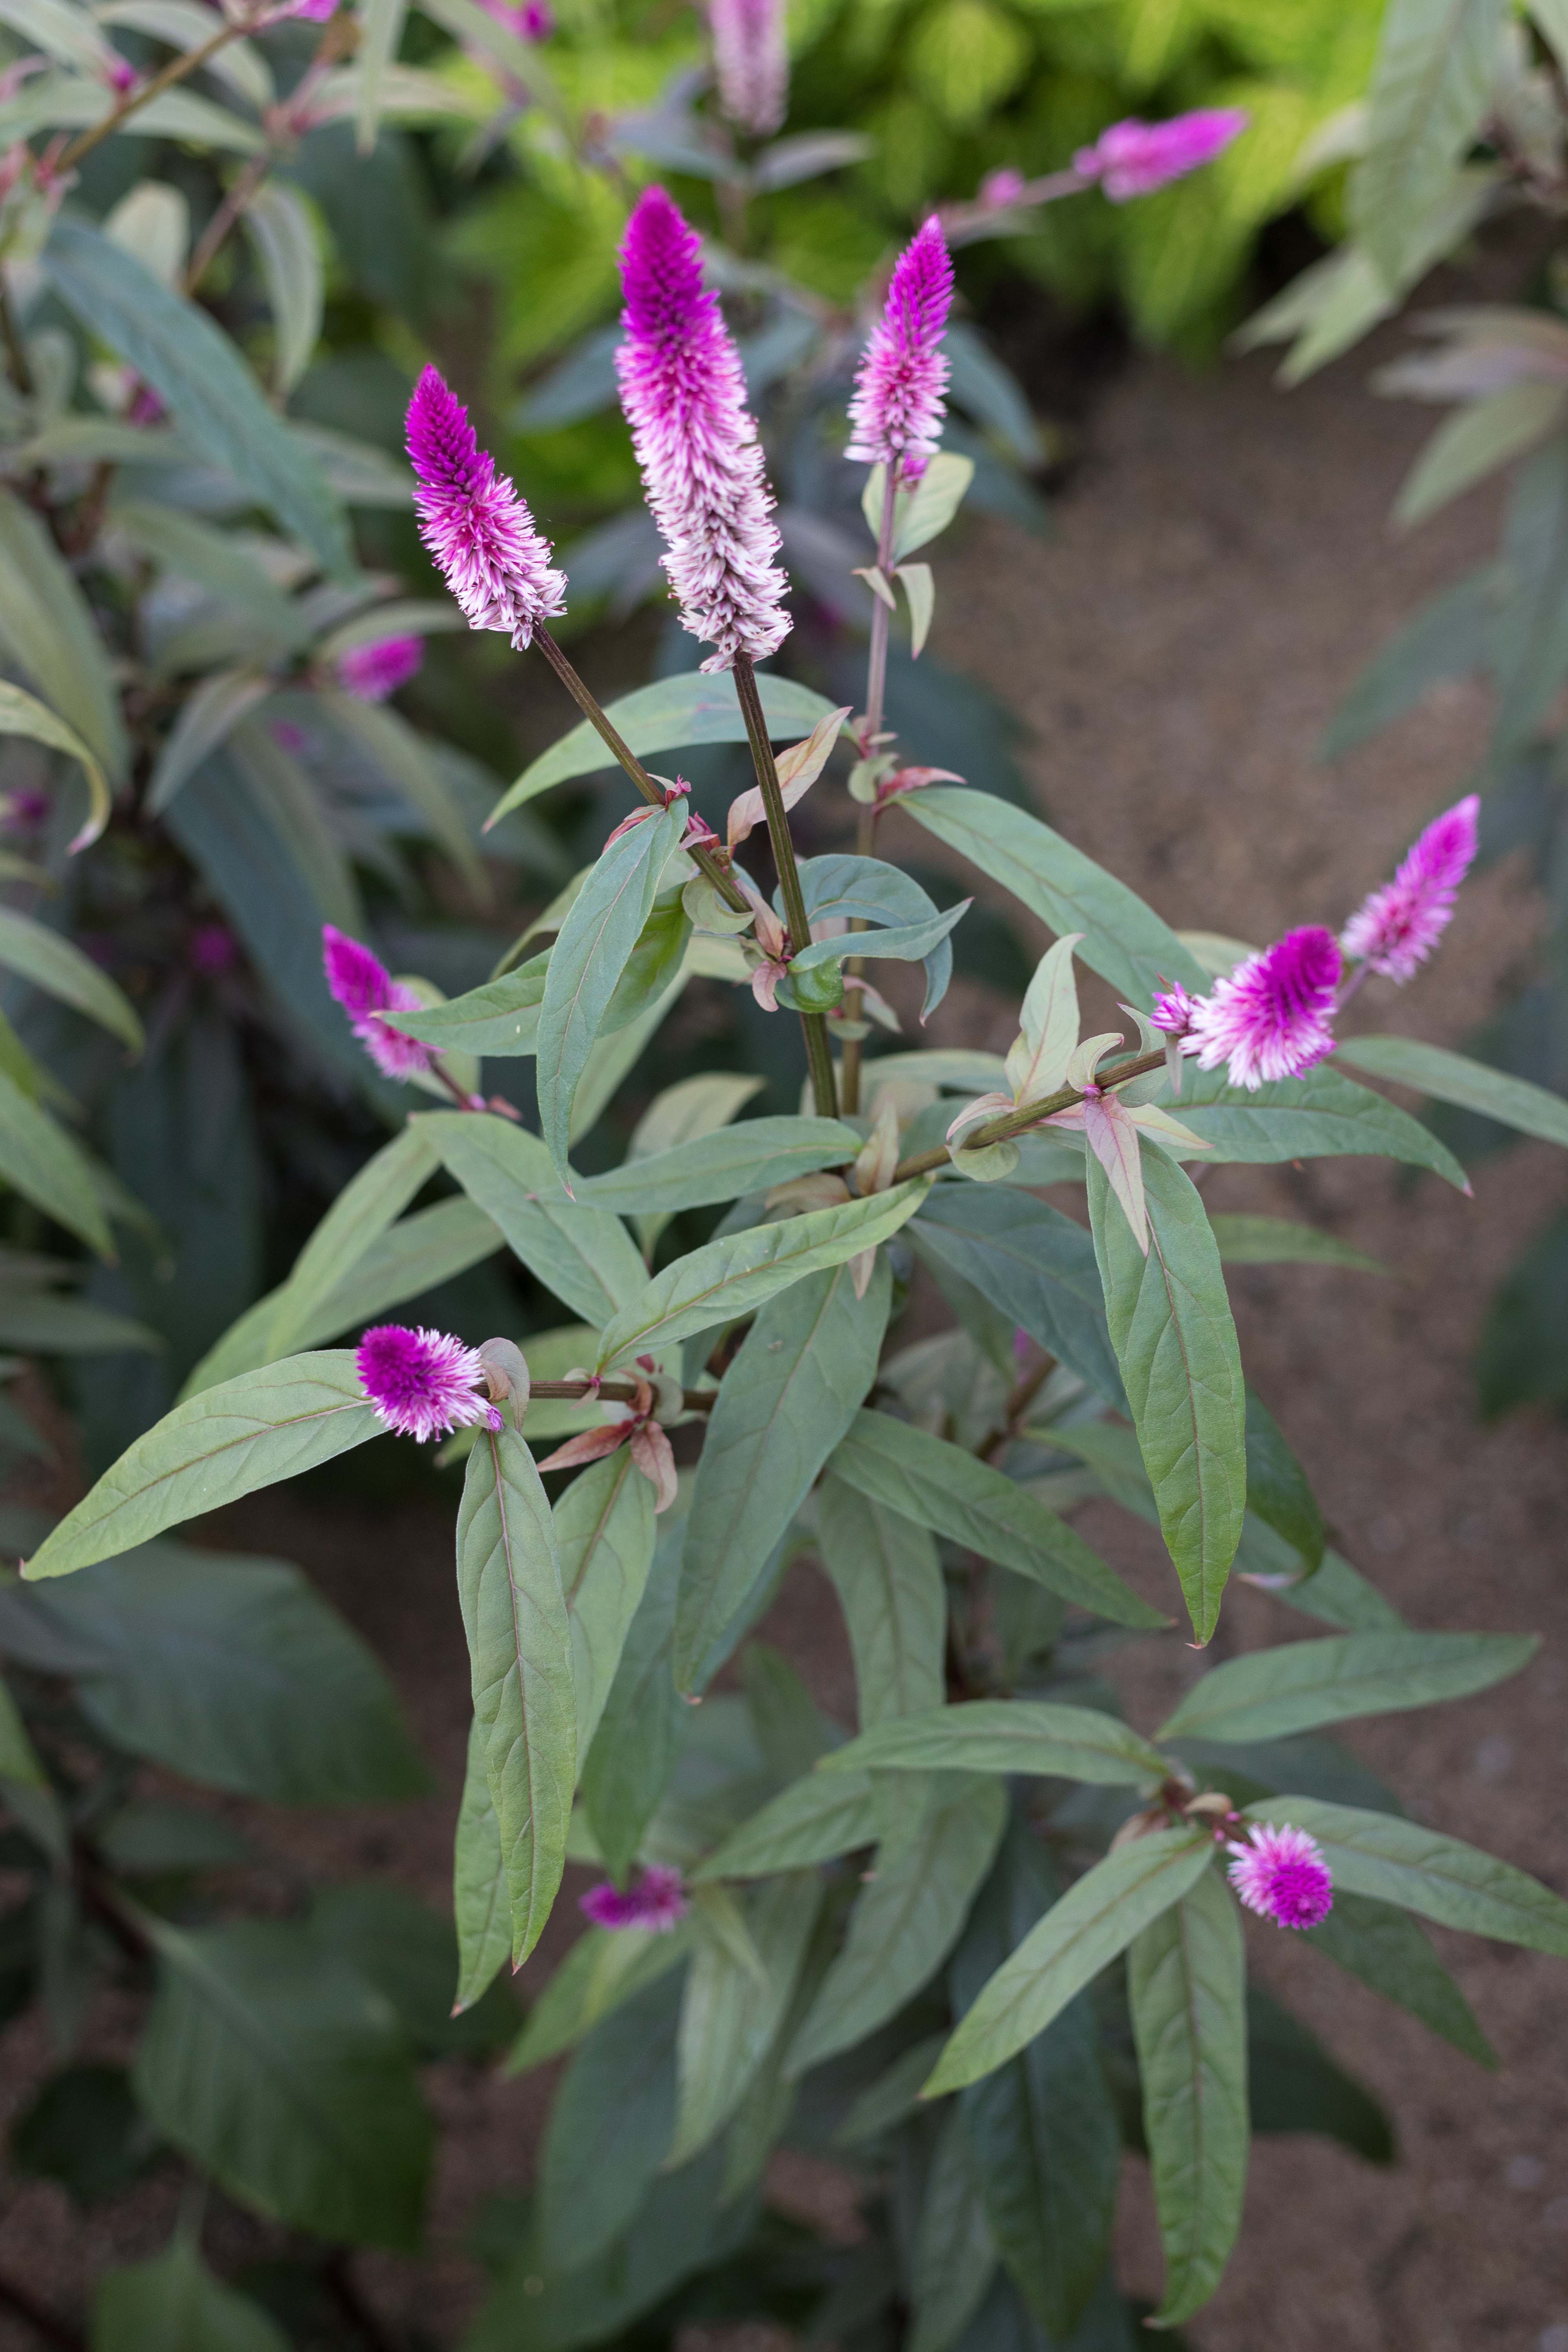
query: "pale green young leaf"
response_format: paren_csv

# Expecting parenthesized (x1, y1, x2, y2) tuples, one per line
(42, 217, 351, 577)
(414, 1112, 648, 1326)
(576, 1116, 862, 1214)
(787, 1777, 1006, 2076)
(0, 906, 141, 1050)
(909, 2106, 997, 2352)
(22, 1354, 379, 1580)
(354, 0, 409, 147)
(1240, 1797, 1568, 1953)
(675, 1256, 890, 1692)
(382, 956, 548, 1059)
(669, 1873, 822, 2167)
(1087, 1144, 1245, 1644)
(1394, 381, 1568, 528)
(925, 1831, 1215, 2096)
(594, 1179, 932, 1371)
(559, 1446, 656, 1753)
(538, 802, 686, 1180)
(492, 670, 837, 820)
(457, 1428, 575, 1966)
(241, 181, 323, 396)
(827, 1409, 1165, 1630)
(818, 1474, 945, 1728)
(897, 561, 935, 658)
(1350, 0, 1508, 285)
(133, 1914, 432, 2248)
(1302, 1889, 1494, 2066)
(0, 493, 126, 793)
(1207, 1213, 1388, 1274)
(1128, 1864, 1249, 2327)
(100, 2, 273, 104)
(693, 1767, 880, 1882)
(0, 680, 112, 849)
(1335, 1033, 1568, 1149)
(93, 2233, 291, 2352)
(0, 1070, 114, 1256)
(0, 0, 114, 73)
(1157, 1630, 1537, 1745)
(1005, 932, 1083, 1106)
(861, 452, 975, 560)
(453, 1715, 511, 2015)
(818, 1700, 1168, 1788)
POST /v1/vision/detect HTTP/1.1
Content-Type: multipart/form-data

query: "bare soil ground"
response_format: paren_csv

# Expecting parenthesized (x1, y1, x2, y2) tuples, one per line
(4, 305, 1568, 2351)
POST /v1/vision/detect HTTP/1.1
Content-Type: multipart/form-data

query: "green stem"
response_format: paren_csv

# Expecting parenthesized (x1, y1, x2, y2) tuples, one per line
(839, 474, 902, 1117)
(891, 1046, 1168, 1183)
(57, 16, 252, 170)
(732, 650, 839, 1120)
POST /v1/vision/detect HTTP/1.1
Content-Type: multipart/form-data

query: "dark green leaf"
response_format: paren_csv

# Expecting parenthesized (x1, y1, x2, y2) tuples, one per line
(93, 2234, 290, 2352)
(694, 1768, 880, 1882)
(670, 1872, 822, 2165)
(1158, 1630, 1536, 1744)
(538, 1968, 682, 2272)
(818, 1701, 1167, 1787)
(1245, 1984, 1392, 2162)
(0, 1067, 114, 1259)
(1169, 1058, 1470, 1189)
(911, 1187, 1125, 1406)
(1301, 1889, 1494, 2065)
(311, 1880, 517, 2059)
(415, 1112, 648, 1327)
(910, 2106, 998, 2352)
(453, 1715, 511, 2015)
(1242, 1390, 1325, 1573)
(582, 1499, 687, 1881)
(576, 1116, 863, 1213)
(0, 489, 126, 788)
(561, 1448, 657, 1752)
(818, 1473, 945, 1728)
(504, 1922, 691, 2078)
(0, 907, 142, 1050)
(1335, 1034, 1568, 1148)
(1321, 563, 1498, 760)
(12, 2064, 160, 2209)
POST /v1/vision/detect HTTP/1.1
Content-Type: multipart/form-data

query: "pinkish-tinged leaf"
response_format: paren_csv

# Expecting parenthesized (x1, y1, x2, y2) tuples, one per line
(534, 1422, 630, 1477)
(629, 1420, 678, 1512)
(726, 704, 851, 849)
(1083, 1094, 1147, 1254)
(1066, 1033, 1123, 1092)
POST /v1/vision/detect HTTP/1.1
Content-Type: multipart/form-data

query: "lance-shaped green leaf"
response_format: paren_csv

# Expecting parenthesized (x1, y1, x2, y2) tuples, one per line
(1158, 1630, 1537, 1745)
(951, 1824, 1119, 2340)
(581, 1498, 686, 1880)
(576, 1116, 862, 1213)
(0, 1069, 114, 1258)
(818, 1700, 1169, 1788)
(1301, 1890, 1494, 2066)
(559, 1446, 656, 1753)
(1207, 1213, 1388, 1274)
(693, 1767, 880, 1882)
(244, 178, 324, 394)
(0, 494, 126, 793)
(669, 1872, 822, 2167)
(538, 802, 686, 1181)
(538, 1968, 682, 2272)
(791, 900, 971, 1021)
(818, 1474, 945, 1728)
(595, 1180, 932, 1370)
(0, 680, 112, 850)
(1335, 1033, 1568, 1149)
(827, 1410, 1164, 1630)
(910, 2105, 998, 2352)
(456, 1427, 575, 1965)
(415, 1112, 648, 1326)
(93, 2232, 291, 2352)
(1350, 0, 1506, 285)
(133, 1914, 433, 2248)
(505, 1918, 691, 2075)
(0, 1670, 45, 1788)
(23, 1354, 380, 1579)
(900, 787, 1206, 1005)
(926, 1830, 1215, 2096)
(1240, 1798, 1568, 1953)
(1005, 931, 1083, 1107)
(1242, 1388, 1324, 1573)
(42, 217, 352, 577)
(1246, 1982, 1392, 2162)
(787, 1777, 1006, 2076)
(911, 1185, 1125, 1406)
(384, 953, 549, 1058)
(453, 1715, 511, 2015)
(1164, 1057, 1470, 1189)
(676, 1257, 889, 1691)
(494, 670, 838, 820)
(1088, 1144, 1245, 1643)
(1127, 1862, 1249, 2327)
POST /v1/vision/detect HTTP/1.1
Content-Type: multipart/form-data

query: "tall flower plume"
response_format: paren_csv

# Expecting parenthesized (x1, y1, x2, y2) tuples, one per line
(1183, 926, 1341, 1090)
(615, 188, 791, 673)
(1227, 1824, 1333, 1930)
(1341, 794, 1480, 984)
(846, 215, 954, 486)
(405, 365, 566, 650)
(356, 1324, 501, 1444)
(1074, 108, 1248, 201)
(709, 0, 786, 136)
(322, 923, 434, 1083)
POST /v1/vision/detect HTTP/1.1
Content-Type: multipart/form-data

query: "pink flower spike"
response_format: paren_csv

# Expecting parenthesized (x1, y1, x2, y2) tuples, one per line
(1340, 794, 1480, 984)
(1183, 926, 1341, 1091)
(1074, 108, 1248, 201)
(321, 923, 436, 1083)
(1227, 1824, 1333, 1930)
(405, 365, 567, 650)
(580, 1864, 689, 1933)
(356, 1324, 501, 1443)
(846, 216, 954, 487)
(615, 189, 791, 673)
(335, 634, 425, 703)
(709, 0, 786, 136)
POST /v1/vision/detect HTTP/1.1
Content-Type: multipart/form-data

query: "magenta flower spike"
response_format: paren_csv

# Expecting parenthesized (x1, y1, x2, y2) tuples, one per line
(579, 1864, 689, 1932)
(1183, 926, 1341, 1090)
(1227, 1824, 1334, 1930)
(846, 215, 955, 487)
(322, 922, 435, 1083)
(1341, 793, 1480, 984)
(1074, 107, 1248, 201)
(335, 634, 425, 703)
(1149, 979, 1199, 1039)
(615, 189, 790, 673)
(709, 0, 786, 136)
(356, 1324, 502, 1444)
(405, 365, 567, 650)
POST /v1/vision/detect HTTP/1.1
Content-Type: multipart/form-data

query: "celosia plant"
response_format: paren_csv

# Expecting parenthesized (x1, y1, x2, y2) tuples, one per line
(19, 181, 1568, 2347)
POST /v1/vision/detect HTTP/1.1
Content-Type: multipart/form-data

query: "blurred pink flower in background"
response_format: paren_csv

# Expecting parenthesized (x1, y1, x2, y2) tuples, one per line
(189, 922, 238, 977)
(846, 214, 954, 488)
(708, 0, 786, 137)
(322, 923, 435, 1082)
(334, 634, 425, 703)
(580, 1865, 689, 1932)
(1074, 108, 1247, 201)
(978, 168, 1026, 209)
(1341, 794, 1480, 984)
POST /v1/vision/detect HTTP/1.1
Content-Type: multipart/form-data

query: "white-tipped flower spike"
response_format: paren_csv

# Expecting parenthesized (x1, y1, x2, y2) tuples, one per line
(846, 216, 954, 486)
(708, 0, 786, 136)
(405, 365, 566, 649)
